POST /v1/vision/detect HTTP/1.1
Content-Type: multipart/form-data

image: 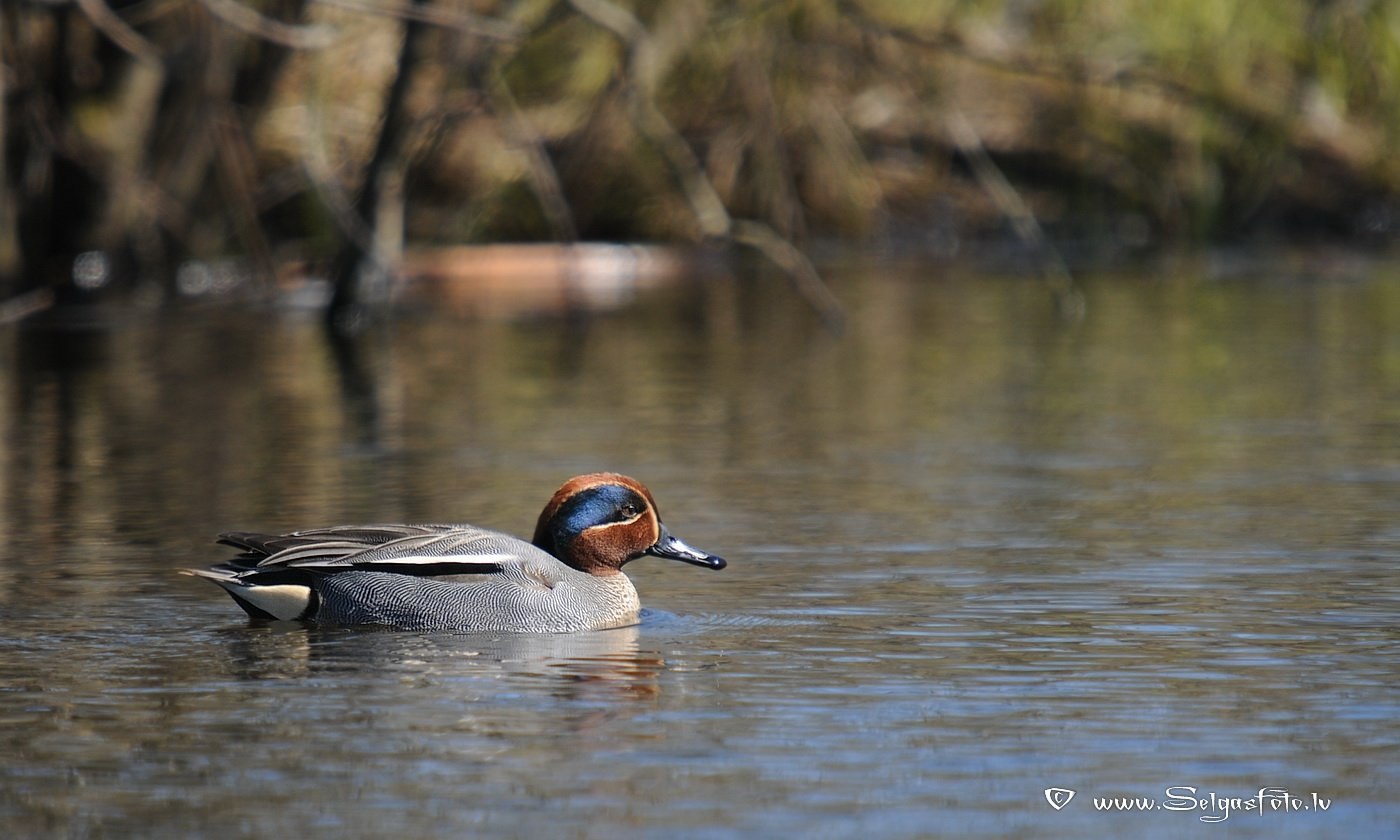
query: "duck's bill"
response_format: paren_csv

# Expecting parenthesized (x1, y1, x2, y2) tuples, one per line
(647, 527, 727, 570)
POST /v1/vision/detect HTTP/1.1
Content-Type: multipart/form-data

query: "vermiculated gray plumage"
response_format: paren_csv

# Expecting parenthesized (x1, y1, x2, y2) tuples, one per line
(190, 523, 641, 631)
(313, 568, 638, 632)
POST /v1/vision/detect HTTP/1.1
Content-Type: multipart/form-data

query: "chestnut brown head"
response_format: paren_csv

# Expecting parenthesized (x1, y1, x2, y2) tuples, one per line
(531, 473, 726, 576)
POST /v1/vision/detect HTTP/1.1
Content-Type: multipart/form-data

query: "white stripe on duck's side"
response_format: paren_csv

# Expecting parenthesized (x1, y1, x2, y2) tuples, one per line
(274, 554, 521, 569)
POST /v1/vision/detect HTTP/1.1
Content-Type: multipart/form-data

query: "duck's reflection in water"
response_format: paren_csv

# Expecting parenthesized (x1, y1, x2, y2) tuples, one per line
(215, 620, 664, 711)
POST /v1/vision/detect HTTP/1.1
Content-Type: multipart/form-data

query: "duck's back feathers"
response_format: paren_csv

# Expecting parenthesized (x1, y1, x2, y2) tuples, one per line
(217, 524, 444, 557)
(217, 524, 529, 573)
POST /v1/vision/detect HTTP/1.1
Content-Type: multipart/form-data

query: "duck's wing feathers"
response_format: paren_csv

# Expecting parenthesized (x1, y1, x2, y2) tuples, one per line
(218, 524, 537, 575)
(219, 524, 446, 552)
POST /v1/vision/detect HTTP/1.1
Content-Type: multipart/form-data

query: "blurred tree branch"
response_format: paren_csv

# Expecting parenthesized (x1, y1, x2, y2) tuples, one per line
(193, 0, 333, 49)
(487, 63, 578, 244)
(568, 0, 845, 331)
(73, 0, 160, 64)
(318, 0, 519, 40)
(324, 0, 432, 333)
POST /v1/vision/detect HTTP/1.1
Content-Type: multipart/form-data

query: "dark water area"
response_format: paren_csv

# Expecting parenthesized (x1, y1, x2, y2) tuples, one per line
(1, 253, 1397, 838)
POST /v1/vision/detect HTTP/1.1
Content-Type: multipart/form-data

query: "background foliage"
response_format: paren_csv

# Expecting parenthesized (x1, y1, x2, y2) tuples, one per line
(3, 0, 1397, 299)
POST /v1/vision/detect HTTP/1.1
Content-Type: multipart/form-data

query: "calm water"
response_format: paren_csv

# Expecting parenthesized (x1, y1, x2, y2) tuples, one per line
(1, 253, 1397, 838)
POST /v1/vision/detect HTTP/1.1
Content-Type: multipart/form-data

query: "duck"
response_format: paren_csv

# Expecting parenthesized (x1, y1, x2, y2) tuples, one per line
(184, 473, 726, 632)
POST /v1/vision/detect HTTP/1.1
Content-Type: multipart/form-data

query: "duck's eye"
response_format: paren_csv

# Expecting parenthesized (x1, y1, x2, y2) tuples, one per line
(617, 503, 640, 520)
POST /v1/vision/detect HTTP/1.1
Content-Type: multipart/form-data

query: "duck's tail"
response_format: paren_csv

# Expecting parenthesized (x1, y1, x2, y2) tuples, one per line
(182, 567, 314, 621)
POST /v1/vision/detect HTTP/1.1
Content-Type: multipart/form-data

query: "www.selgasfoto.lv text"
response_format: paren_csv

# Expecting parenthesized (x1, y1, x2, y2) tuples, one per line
(1090, 787, 1331, 823)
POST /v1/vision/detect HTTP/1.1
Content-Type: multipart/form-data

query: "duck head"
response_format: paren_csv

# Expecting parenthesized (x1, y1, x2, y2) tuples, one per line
(532, 473, 727, 576)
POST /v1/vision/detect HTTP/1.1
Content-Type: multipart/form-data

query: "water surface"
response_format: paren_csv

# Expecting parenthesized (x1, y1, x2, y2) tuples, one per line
(1, 254, 1397, 837)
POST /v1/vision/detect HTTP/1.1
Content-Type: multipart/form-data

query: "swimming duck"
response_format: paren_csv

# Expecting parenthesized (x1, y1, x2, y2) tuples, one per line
(185, 473, 726, 632)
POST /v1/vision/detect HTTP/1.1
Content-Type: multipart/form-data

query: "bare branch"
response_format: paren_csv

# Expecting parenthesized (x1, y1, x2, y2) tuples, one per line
(0, 289, 55, 325)
(315, 0, 521, 41)
(487, 65, 578, 242)
(567, 0, 846, 330)
(212, 109, 278, 280)
(300, 99, 395, 292)
(732, 221, 846, 333)
(74, 0, 162, 66)
(945, 111, 1084, 319)
(631, 96, 733, 239)
(567, 0, 644, 43)
(193, 0, 335, 50)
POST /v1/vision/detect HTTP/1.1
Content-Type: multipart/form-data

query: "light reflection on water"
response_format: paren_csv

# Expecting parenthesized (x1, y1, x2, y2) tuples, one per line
(1, 255, 1398, 837)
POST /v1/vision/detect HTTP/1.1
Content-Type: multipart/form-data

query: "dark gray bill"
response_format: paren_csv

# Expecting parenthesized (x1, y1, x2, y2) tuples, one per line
(647, 525, 726, 570)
